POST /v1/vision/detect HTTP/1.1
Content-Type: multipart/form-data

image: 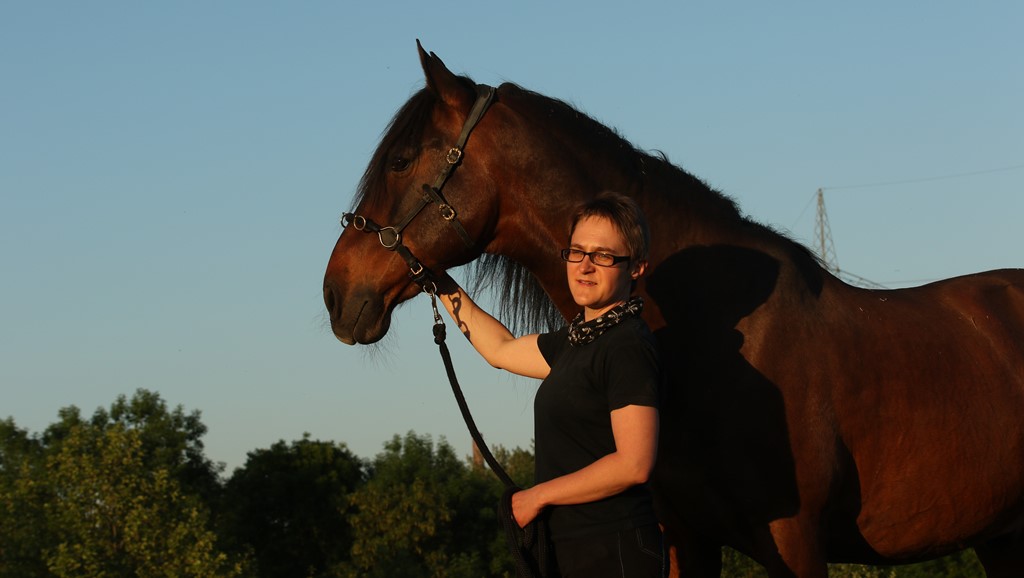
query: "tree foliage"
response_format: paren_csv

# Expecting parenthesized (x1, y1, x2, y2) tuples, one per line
(220, 435, 365, 578)
(0, 391, 243, 578)
(343, 432, 506, 578)
(1, 391, 994, 578)
(44, 389, 223, 504)
(0, 418, 49, 578)
(44, 423, 244, 578)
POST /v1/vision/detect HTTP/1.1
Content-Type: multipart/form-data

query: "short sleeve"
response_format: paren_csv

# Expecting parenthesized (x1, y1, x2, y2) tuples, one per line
(604, 326, 661, 411)
(536, 326, 569, 367)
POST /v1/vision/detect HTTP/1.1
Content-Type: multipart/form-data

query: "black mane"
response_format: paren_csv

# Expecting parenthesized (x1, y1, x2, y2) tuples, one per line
(355, 87, 438, 207)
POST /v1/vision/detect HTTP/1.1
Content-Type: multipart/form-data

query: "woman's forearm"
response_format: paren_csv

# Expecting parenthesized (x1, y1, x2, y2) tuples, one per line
(537, 451, 650, 505)
(435, 276, 549, 378)
(512, 405, 659, 527)
(438, 281, 514, 364)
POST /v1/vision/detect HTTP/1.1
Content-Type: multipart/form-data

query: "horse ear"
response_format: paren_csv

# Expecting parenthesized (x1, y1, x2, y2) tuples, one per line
(416, 39, 472, 109)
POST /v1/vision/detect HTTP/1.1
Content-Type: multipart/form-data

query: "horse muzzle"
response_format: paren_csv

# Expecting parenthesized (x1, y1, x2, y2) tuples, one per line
(323, 284, 392, 345)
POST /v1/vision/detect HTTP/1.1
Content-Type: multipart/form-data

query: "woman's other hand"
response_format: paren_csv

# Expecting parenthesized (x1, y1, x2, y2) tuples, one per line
(511, 488, 544, 528)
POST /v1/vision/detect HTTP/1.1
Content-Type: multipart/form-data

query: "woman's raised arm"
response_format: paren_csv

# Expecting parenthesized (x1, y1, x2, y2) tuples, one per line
(436, 275, 550, 379)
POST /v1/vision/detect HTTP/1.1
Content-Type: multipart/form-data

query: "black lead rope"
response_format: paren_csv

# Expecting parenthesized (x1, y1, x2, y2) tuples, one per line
(427, 289, 514, 487)
(426, 288, 554, 578)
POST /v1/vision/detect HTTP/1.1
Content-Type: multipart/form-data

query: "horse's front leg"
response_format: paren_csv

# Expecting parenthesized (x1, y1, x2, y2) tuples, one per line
(754, 516, 828, 578)
(664, 524, 722, 578)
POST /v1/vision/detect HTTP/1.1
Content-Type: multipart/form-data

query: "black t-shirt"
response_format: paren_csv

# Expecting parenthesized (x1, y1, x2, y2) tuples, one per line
(534, 316, 661, 540)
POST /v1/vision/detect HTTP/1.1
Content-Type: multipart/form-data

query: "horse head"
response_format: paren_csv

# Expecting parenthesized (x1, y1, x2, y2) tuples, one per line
(323, 44, 512, 344)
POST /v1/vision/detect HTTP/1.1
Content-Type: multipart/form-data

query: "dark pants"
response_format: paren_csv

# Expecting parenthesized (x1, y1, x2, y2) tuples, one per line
(553, 523, 668, 578)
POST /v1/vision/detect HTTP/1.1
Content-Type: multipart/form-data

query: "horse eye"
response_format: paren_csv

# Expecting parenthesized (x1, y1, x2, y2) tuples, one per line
(389, 157, 411, 172)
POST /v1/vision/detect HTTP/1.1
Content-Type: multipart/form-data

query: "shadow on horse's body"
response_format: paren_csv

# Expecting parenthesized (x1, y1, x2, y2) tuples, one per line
(323, 43, 1024, 577)
(649, 245, 1024, 576)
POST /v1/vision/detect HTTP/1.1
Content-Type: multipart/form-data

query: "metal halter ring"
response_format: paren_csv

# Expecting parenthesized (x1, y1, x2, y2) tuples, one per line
(342, 213, 401, 249)
(341, 213, 367, 231)
(446, 147, 463, 164)
(438, 204, 456, 221)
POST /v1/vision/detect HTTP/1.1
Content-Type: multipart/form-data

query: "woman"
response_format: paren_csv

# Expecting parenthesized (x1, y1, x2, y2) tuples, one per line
(438, 192, 665, 577)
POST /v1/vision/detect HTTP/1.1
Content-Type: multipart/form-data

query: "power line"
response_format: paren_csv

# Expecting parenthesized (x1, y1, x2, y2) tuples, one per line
(809, 186, 989, 289)
(797, 162, 1023, 289)
(822, 162, 1024, 192)
(791, 161, 1024, 231)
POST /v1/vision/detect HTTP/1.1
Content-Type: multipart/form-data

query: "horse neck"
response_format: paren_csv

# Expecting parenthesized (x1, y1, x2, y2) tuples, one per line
(562, 145, 758, 252)
(638, 159, 747, 245)
(481, 153, 758, 320)
(480, 94, 821, 320)
(489, 86, 774, 247)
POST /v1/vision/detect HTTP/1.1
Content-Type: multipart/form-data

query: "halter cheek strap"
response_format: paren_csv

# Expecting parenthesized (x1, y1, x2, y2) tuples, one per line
(341, 84, 496, 288)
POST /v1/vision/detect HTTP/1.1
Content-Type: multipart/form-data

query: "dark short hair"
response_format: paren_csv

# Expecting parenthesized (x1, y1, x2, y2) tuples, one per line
(569, 191, 650, 262)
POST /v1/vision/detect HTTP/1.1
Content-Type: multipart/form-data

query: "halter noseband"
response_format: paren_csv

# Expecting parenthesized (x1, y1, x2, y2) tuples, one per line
(341, 84, 497, 290)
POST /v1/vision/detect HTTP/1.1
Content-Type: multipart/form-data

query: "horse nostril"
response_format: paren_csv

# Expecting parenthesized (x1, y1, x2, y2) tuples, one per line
(324, 285, 338, 317)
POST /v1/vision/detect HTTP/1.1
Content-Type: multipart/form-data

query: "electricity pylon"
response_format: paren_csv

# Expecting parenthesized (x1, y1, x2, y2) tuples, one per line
(813, 188, 886, 289)
(814, 188, 840, 275)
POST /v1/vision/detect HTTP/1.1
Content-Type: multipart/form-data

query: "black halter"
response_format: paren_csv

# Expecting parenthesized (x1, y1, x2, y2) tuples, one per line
(341, 84, 497, 289)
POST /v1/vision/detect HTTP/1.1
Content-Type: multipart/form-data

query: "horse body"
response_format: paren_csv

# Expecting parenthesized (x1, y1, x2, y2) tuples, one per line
(825, 274, 1024, 552)
(323, 45, 1024, 576)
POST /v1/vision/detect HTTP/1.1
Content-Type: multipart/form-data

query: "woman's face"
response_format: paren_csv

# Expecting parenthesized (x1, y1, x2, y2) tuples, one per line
(566, 216, 645, 321)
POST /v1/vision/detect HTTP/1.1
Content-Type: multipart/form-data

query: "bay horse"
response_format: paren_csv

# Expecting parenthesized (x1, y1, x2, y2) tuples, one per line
(323, 43, 1024, 577)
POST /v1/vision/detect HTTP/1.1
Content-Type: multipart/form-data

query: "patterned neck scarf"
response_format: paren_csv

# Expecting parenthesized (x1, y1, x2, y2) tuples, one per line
(567, 296, 644, 346)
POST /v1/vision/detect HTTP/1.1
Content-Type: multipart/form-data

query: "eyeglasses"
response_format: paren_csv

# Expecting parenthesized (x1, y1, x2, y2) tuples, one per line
(560, 248, 630, 267)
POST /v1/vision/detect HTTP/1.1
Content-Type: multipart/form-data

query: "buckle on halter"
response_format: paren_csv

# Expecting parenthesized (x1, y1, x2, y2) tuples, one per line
(438, 204, 456, 221)
(446, 147, 463, 164)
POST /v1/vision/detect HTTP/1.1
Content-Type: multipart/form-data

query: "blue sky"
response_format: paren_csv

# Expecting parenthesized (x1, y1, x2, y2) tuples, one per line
(2, 2, 1021, 472)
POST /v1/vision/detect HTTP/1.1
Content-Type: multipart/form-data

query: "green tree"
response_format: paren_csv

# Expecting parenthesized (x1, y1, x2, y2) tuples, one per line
(478, 443, 536, 575)
(2, 391, 243, 578)
(220, 435, 365, 578)
(487, 443, 535, 489)
(0, 418, 50, 578)
(43, 423, 246, 578)
(344, 432, 502, 578)
(44, 389, 223, 506)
